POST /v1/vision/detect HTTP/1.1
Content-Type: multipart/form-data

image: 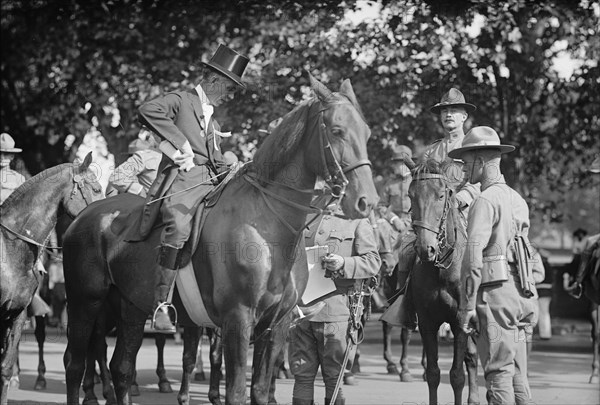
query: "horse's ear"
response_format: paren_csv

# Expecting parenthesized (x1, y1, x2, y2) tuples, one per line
(339, 79, 359, 107)
(80, 152, 93, 171)
(308, 71, 333, 102)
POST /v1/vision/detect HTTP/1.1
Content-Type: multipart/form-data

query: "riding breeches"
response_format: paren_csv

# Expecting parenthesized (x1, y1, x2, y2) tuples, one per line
(160, 165, 215, 249)
(289, 319, 348, 401)
(475, 271, 537, 404)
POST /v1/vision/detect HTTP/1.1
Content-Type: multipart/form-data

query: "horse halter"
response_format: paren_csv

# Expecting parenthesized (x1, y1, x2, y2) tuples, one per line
(315, 100, 371, 201)
(64, 169, 96, 219)
(411, 173, 454, 269)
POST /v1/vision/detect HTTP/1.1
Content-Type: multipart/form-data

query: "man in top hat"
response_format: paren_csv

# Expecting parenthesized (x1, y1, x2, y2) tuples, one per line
(107, 128, 162, 198)
(137, 44, 249, 332)
(377, 144, 413, 235)
(0, 132, 26, 205)
(452, 126, 538, 403)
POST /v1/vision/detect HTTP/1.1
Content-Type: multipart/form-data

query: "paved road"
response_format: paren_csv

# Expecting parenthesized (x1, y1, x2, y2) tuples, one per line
(7, 316, 600, 405)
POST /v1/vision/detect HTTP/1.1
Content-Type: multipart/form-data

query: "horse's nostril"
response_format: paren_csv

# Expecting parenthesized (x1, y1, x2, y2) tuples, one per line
(427, 245, 436, 257)
(357, 196, 368, 214)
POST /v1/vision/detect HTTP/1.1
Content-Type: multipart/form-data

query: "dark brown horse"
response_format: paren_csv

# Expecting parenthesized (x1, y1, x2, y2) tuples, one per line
(0, 154, 102, 405)
(62, 74, 377, 405)
(406, 159, 479, 405)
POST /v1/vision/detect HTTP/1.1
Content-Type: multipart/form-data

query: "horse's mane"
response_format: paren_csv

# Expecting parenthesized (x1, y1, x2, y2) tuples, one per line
(412, 159, 442, 176)
(1, 162, 75, 209)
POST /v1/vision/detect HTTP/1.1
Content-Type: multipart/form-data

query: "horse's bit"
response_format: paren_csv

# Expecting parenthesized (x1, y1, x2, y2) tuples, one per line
(411, 174, 454, 269)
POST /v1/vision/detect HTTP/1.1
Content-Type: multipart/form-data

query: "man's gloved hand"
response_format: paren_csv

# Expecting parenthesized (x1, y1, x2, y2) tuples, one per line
(459, 309, 479, 336)
(323, 253, 345, 279)
(172, 150, 195, 172)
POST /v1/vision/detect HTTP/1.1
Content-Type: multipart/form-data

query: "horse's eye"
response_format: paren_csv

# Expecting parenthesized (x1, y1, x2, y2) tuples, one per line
(331, 128, 343, 137)
(439, 194, 445, 200)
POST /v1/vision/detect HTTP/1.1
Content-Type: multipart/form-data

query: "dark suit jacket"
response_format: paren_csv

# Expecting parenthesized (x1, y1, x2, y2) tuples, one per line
(130, 89, 230, 240)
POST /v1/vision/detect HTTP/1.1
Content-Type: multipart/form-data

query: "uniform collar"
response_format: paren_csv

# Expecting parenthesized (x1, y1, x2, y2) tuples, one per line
(481, 175, 506, 191)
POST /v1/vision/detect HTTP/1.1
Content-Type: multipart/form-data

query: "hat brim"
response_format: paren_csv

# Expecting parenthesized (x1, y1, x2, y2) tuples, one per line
(0, 147, 22, 153)
(202, 62, 246, 88)
(430, 102, 477, 114)
(448, 144, 515, 159)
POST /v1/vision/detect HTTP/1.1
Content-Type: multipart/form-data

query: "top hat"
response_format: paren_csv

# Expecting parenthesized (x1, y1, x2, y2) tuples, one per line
(0, 133, 22, 153)
(448, 126, 515, 159)
(430, 88, 476, 114)
(391, 145, 413, 161)
(202, 44, 249, 88)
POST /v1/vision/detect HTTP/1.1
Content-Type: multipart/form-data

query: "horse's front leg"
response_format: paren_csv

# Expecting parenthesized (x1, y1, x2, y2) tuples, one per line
(194, 327, 206, 381)
(223, 309, 253, 405)
(1, 310, 27, 405)
(590, 303, 599, 384)
(177, 326, 201, 405)
(420, 321, 441, 405)
(155, 333, 173, 393)
(251, 321, 287, 405)
(399, 327, 414, 382)
(448, 323, 468, 405)
(34, 315, 47, 390)
(382, 321, 398, 375)
(208, 328, 224, 405)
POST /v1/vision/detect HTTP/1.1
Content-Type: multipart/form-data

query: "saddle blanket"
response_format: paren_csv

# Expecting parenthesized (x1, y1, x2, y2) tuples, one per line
(175, 262, 217, 328)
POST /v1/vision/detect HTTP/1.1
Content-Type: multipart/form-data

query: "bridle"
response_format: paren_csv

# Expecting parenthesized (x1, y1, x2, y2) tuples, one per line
(0, 168, 96, 251)
(243, 98, 371, 235)
(315, 100, 371, 201)
(411, 173, 455, 269)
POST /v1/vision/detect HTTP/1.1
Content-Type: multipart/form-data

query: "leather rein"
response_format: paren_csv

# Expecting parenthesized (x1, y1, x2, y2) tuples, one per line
(410, 173, 455, 269)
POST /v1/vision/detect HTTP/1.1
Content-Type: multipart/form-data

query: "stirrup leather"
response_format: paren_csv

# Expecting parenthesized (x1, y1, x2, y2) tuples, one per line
(152, 302, 178, 327)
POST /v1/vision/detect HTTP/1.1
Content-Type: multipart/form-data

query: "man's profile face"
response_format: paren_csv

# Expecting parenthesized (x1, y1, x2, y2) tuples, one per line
(205, 75, 239, 106)
(0, 152, 15, 168)
(460, 151, 481, 184)
(440, 107, 467, 132)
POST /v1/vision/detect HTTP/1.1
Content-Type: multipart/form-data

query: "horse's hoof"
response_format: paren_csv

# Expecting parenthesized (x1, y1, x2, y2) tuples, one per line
(130, 384, 140, 396)
(194, 371, 206, 381)
(589, 374, 599, 384)
(159, 381, 173, 393)
(387, 364, 399, 375)
(82, 398, 100, 405)
(400, 370, 413, 382)
(208, 393, 223, 405)
(9, 376, 19, 390)
(34, 377, 47, 390)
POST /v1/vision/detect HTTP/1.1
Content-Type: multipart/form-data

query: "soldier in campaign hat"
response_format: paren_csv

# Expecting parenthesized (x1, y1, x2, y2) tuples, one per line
(0, 132, 25, 205)
(453, 126, 538, 403)
(136, 44, 249, 332)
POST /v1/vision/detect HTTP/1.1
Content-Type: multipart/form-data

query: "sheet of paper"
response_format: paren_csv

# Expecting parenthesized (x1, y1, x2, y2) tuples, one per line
(301, 245, 337, 305)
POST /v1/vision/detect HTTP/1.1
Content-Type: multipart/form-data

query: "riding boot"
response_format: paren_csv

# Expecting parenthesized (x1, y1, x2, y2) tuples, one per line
(152, 246, 181, 333)
(291, 398, 314, 405)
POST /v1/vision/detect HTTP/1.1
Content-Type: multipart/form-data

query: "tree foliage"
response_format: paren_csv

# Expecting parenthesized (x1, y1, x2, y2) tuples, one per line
(1, 0, 599, 230)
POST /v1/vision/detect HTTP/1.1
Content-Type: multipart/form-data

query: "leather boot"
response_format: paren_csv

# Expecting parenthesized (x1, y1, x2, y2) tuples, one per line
(152, 246, 180, 333)
(292, 398, 314, 405)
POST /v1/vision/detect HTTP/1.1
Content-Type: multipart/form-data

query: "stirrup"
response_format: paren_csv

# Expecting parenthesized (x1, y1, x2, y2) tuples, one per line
(152, 302, 178, 329)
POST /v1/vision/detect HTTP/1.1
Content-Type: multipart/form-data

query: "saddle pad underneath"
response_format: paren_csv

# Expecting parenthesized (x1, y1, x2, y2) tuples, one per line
(175, 263, 217, 328)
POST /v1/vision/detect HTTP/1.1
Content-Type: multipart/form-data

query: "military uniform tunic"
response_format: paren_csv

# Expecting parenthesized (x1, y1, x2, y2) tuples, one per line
(108, 149, 161, 197)
(290, 212, 380, 403)
(460, 177, 538, 403)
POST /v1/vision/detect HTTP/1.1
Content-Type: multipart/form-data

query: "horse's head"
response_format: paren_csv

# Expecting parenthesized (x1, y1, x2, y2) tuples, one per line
(63, 152, 104, 217)
(307, 73, 378, 219)
(408, 159, 453, 263)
